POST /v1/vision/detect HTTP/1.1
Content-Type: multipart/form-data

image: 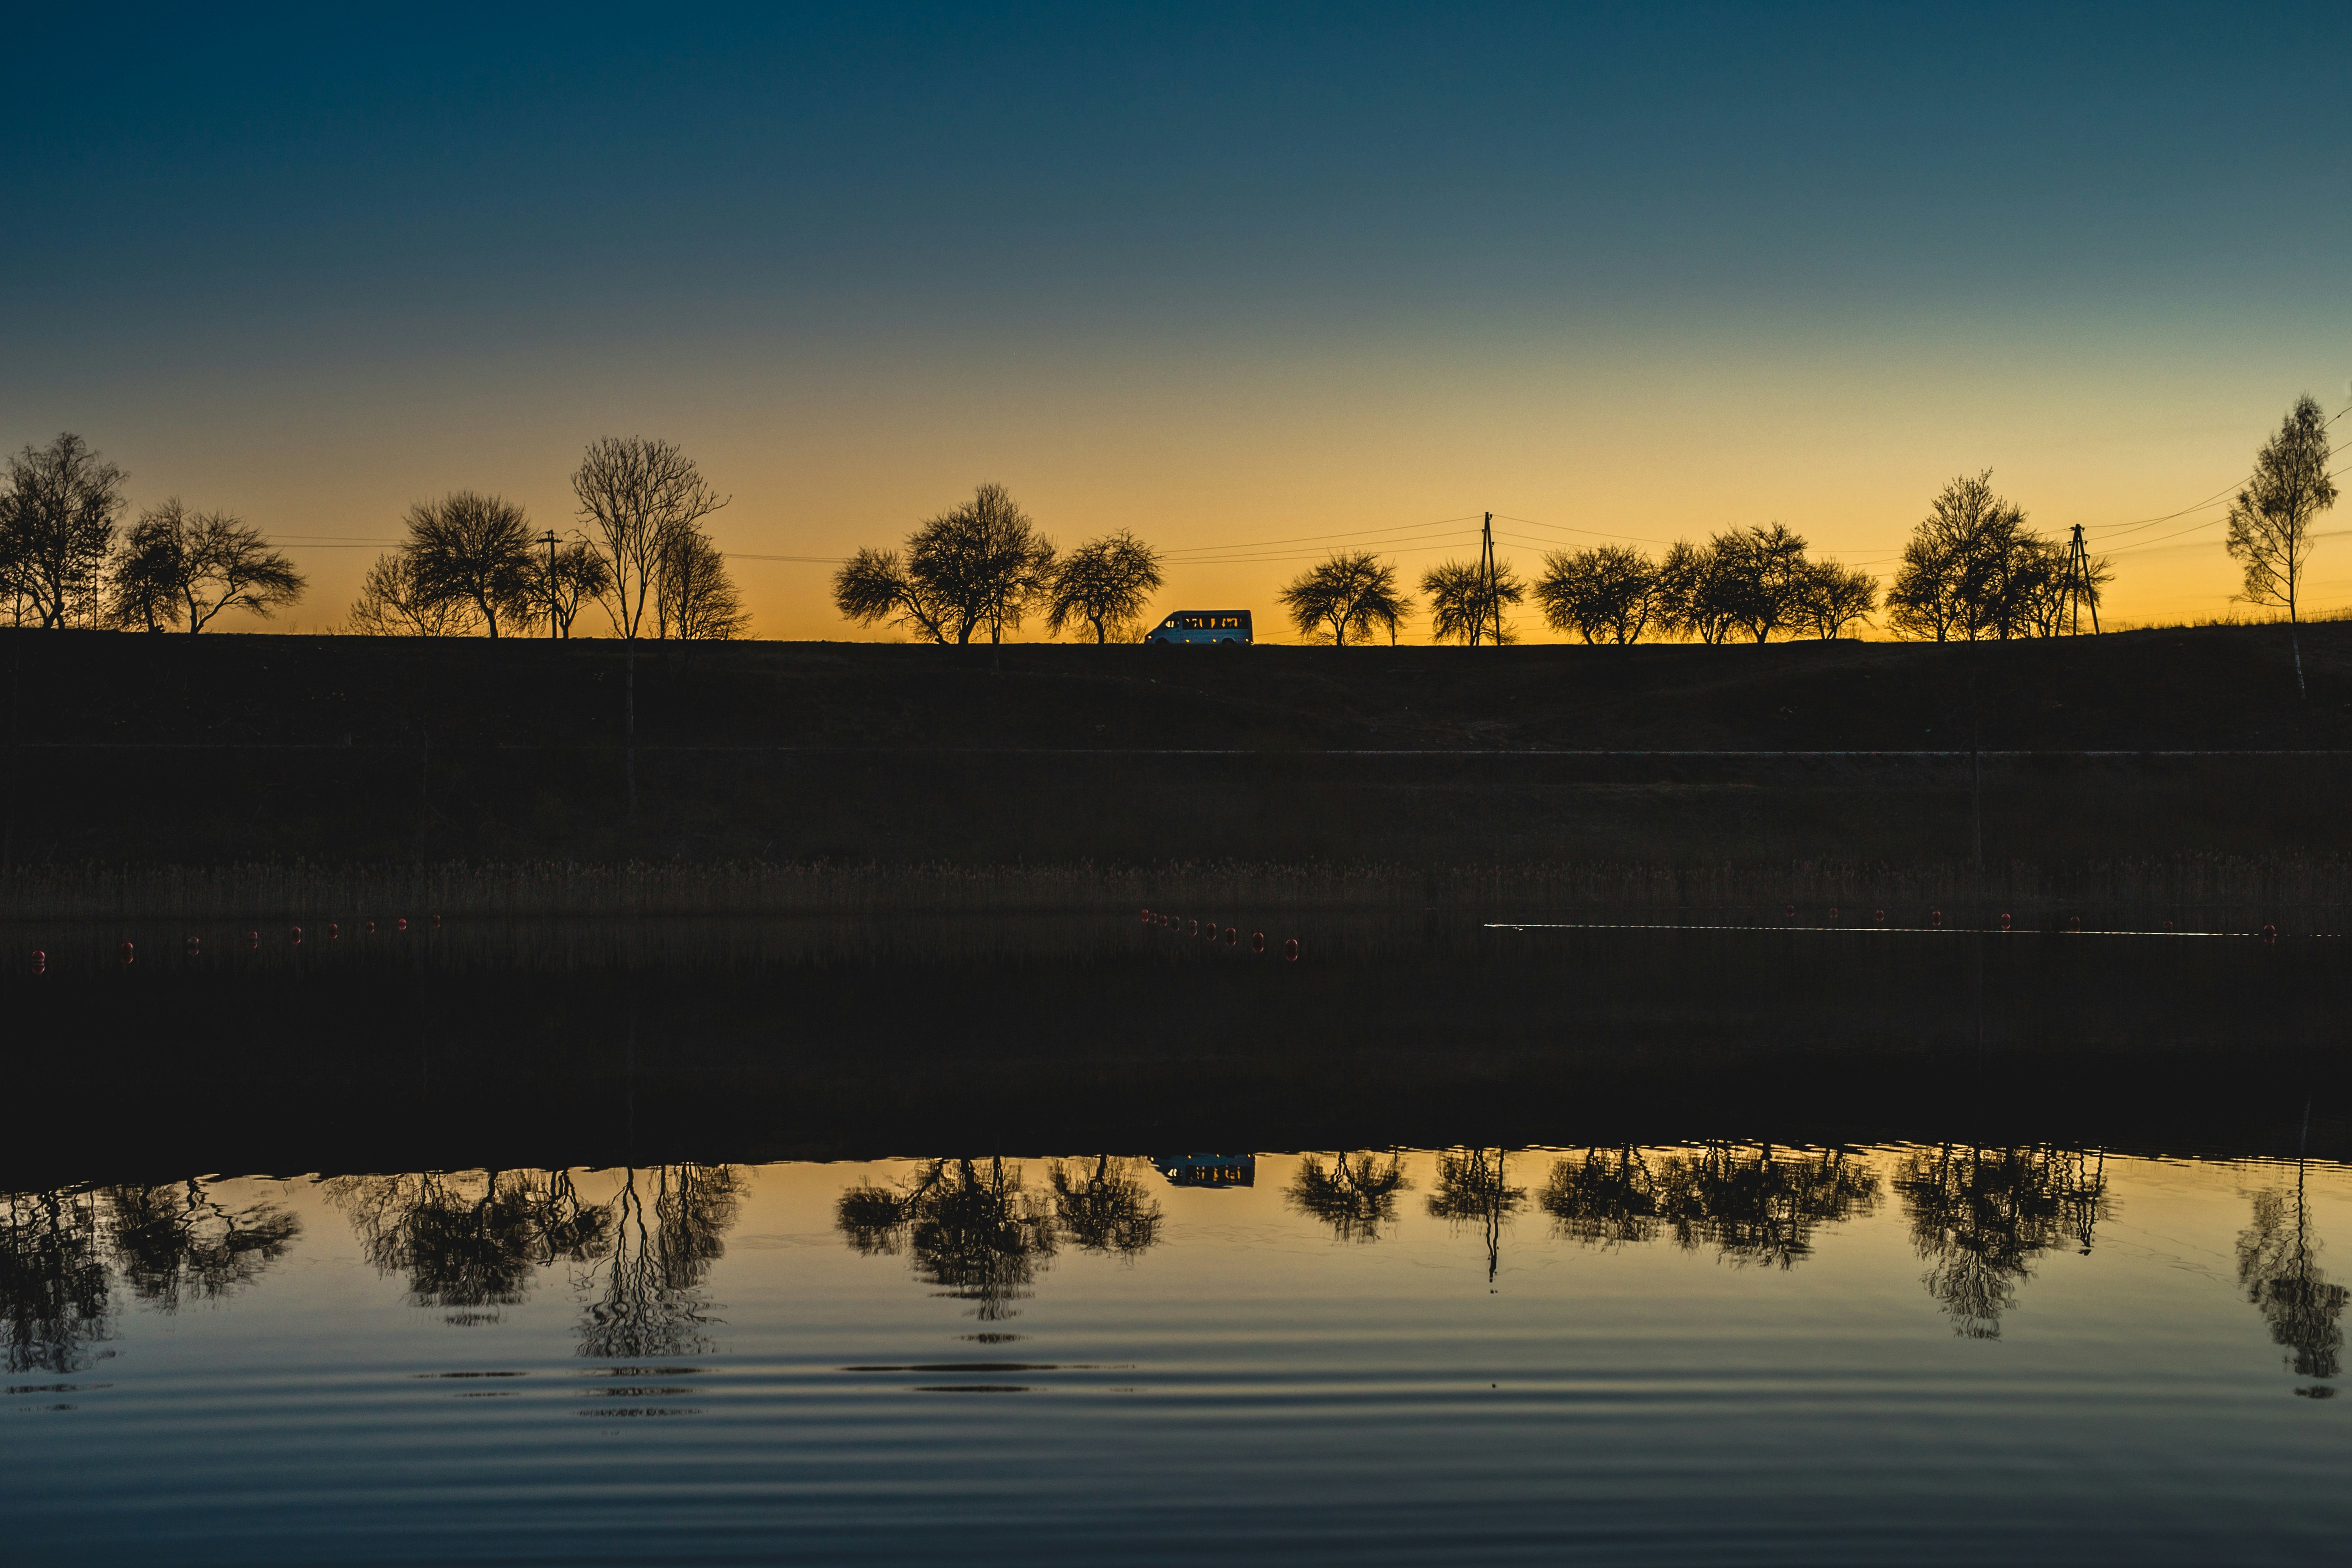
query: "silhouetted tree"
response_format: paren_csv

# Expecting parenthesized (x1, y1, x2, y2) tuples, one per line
(1711, 524, 1813, 642)
(1893, 1144, 2107, 1338)
(0, 432, 129, 627)
(2237, 1165, 2346, 1385)
(1887, 472, 2073, 641)
(107, 500, 305, 633)
(653, 522, 747, 641)
(101, 1180, 299, 1310)
(2224, 395, 2337, 697)
(1794, 558, 1880, 639)
(1287, 1151, 1411, 1242)
(1426, 1147, 1525, 1282)
(1278, 551, 1410, 646)
(1535, 545, 1659, 644)
(1048, 1156, 1165, 1258)
(1654, 538, 1742, 644)
(405, 491, 537, 637)
(1540, 1147, 1664, 1247)
(572, 437, 730, 641)
(1045, 530, 1163, 643)
(527, 537, 611, 638)
(1420, 559, 1524, 644)
(347, 549, 481, 635)
(834, 484, 1053, 645)
(1, 1188, 114, 1373)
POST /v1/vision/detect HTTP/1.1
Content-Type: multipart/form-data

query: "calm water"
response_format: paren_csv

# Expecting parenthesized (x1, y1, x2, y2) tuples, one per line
(5, 915, 2347, 1562)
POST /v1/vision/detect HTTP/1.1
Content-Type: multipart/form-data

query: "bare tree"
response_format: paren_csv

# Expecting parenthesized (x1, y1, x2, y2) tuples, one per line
(405, 491, 536, 637)
(1887, 472, 2059, 642)
(1794, 559, 1880, 639)
(0, 433, 129, 627)
(1420, 559, 1524, 644)
(571, 438, 730, 641)
(2225, 395, 2337, 697)
(1654, 538, 1742, 644)
(1536, 545, 1659, 644)
(1712, 524, 1813, 642)
(654, 522, 748, 641)
(527, 537, 611, 639)
(832, 547, 948, 642)
(1278, 550, 1411, 646)
(834, 484, 1054, 645)
(347, 551, 481, 636)
(107, 500, 305, 633)
(1045, 530, 1163, 643)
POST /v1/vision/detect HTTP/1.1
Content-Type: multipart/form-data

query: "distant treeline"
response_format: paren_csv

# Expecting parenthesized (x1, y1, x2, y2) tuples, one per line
(0, 432, 744, 641)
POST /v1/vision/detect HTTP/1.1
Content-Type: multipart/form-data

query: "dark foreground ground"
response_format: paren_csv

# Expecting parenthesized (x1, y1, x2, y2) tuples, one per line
(2, 622, 2350, 869)
(7, 918, 2341, 1186)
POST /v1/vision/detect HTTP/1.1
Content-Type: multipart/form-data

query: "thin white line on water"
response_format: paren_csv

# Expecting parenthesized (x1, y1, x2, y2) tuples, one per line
(1482, 923, 2280, 937)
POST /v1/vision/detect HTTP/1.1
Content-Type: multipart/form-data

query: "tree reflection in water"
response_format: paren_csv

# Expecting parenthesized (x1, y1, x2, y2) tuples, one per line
(2236, 1161, 2347, 1391)
(835, 1158, 1061, 1320)
(1, 1188, 114, 1375)
(327, 1165, 741, 1352)
(577, 1165, 742, 1360)
(1541, 1143, 1880, 1269)
(1893, 1145, 2111, 1339)
(101, 1180, 300, 1312)
(1426, 1148, 1526, 1283)
(1287, 1152, 1411, 1244)
(329, 1170, 612, 1325)
(1048, 1156, 1164, 1259)
(1541, 1148, 1664, 1248)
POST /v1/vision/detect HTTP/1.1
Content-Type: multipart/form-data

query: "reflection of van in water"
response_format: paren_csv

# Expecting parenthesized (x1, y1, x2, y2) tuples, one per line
(1152, 1154, 1256, 1188)
(1147, 610, 1252, 646)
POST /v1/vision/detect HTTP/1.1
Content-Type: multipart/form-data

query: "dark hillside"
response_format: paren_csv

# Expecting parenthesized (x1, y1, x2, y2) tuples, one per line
(3, 623, 2348, 868)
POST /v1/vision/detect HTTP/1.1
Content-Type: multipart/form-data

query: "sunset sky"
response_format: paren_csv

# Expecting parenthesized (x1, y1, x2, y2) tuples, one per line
(5, 3, 2348, 638)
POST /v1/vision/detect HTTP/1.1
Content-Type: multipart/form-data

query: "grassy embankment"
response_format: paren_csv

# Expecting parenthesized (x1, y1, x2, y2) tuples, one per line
(2, 622, 2348, 915)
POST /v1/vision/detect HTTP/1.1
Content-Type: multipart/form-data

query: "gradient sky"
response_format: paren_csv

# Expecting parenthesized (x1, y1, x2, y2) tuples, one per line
(5, 3, 2348, 638)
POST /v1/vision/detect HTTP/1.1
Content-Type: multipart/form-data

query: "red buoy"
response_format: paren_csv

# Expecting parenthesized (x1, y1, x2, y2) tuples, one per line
(248, 930, 260, 948)
(2262, 923, 2278, 944)
(1141, 908, 1152, 923)
(1188, 918, 1199, 937)
(1826, 906, 1839, 923)
(1999, 913, 2012, 931)
(186, 935, 201, 957)
(1784, 903, 1796, 920)
(31, 949, 45, 974)
(365, 920, 376, 935)
(1224, 926, 1237, 946)
(1251, 932, 1266, 954)
(2068, 915, 2081, 932)
(396, 917, 408, 933)
(1283, 938, 1299, 963)
(120, 941, 135, 964)
(328, 922, 339, 940)
(2164, 919, 2175, 932)
(1930, 910, 1943, 928)
(431, 914, 442, 930)
(1873, 909, 1886, 925)
(292, 926, 303, 944)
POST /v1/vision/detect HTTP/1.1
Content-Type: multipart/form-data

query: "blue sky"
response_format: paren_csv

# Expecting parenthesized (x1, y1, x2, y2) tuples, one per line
(6, 3, 2347, 632)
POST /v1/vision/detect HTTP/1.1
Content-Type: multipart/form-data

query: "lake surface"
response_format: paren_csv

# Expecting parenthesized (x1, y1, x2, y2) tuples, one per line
(5, 913, 2346, 1562)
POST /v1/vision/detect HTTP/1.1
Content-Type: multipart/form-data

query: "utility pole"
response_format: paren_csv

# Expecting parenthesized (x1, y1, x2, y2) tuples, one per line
(1478, 511, 1501, 646)
(2060, 523, 2100, 635)
(539, 531, 559, 637)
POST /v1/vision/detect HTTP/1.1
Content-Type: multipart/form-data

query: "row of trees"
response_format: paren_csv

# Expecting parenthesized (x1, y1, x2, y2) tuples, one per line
(0, 434, 308, 631)
(831, 480, 2106, 648)
(832, 483, 1165, 644)
(349, 436, 746, 641)
(1278, 526, 1881, 646)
